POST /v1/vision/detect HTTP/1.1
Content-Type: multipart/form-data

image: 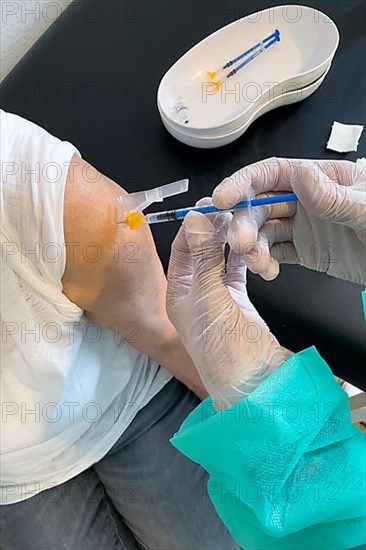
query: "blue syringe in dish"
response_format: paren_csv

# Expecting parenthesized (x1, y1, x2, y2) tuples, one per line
(145, 193, 298, 224)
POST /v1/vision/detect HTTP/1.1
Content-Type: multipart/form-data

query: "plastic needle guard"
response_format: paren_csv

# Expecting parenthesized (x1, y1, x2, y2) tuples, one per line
(117, 179, 189, 229)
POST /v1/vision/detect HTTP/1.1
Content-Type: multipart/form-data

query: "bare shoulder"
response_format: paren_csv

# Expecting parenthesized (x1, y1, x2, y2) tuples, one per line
(62, 155, 159, 315)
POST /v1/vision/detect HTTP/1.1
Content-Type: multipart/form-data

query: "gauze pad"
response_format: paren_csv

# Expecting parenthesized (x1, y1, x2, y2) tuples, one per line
(327, 121, 364, 153)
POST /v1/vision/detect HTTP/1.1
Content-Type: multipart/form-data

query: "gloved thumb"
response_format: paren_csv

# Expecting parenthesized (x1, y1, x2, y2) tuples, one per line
(183, 211, 226, 291)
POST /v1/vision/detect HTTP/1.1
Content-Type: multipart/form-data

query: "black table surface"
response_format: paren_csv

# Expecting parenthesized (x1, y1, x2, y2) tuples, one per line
(1, 0, 365, 389)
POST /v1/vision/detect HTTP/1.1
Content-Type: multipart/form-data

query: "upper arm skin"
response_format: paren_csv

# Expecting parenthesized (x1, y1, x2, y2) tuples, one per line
(62, 155, 176, 362)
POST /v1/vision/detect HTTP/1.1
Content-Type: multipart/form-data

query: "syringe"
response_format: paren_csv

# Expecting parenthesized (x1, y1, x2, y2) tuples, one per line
(145, 193, 298, 224)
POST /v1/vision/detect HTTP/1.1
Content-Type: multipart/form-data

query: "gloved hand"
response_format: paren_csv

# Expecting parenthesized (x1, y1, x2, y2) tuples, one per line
(167, 200, 290, 409)
(212, 157, 366, 284)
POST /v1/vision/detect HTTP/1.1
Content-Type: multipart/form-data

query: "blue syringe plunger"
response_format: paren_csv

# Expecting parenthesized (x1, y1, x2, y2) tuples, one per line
(145, 193, 297, 224)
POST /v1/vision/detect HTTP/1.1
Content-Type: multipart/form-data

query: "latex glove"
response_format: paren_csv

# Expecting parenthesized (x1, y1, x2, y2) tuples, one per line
(212, 157, 366, 284)
(166, 201, 290, 410)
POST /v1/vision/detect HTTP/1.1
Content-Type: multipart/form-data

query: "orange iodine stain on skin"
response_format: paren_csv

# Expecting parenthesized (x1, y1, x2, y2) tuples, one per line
(123, 212, 146, 230)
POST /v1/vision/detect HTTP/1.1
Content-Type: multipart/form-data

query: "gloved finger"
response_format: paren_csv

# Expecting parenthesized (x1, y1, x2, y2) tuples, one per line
(167, 222, 194, 302)
(352, 157, 366, 187)
(225, 251, 258, 317)
(168, 197, 232, 277)
(310, 158, 361, 187)
(226, 248, 247, 291)
(183, 211, 232, 302)
(227, 196, 297, 258)
(212, 157, 294, 210)
(195, 197, 232, 244)
(168, 197, 232, 296)
(184, 211, 224, 277)
(271, 242, 300, 266)
(291, 160, 366, 231)
(244, 219, 294, 281)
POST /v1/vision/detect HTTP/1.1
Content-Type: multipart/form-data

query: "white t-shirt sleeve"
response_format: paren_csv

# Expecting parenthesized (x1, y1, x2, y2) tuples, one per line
(0, 113, 169, 507)
(0, 109, 81, 287)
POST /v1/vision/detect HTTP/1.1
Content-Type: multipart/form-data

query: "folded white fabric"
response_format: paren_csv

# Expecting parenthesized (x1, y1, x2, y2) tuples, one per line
(327, 121, 364, 152)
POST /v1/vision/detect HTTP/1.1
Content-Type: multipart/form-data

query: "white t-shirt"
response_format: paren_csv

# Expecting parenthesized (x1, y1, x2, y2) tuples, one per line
(0, 110, 172, 504)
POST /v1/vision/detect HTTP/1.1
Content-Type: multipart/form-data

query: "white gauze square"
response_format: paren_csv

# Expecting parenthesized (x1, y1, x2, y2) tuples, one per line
(326, 121, 364, 153)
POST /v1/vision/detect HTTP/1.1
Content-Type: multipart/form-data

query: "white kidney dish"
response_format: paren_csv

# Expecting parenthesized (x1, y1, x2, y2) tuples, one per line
(160, 65, 330, 148)
(157, 4, 339, 148)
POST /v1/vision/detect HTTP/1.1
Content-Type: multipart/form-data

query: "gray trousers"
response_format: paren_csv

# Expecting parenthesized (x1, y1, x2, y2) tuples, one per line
(0, 378, 239, 550)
